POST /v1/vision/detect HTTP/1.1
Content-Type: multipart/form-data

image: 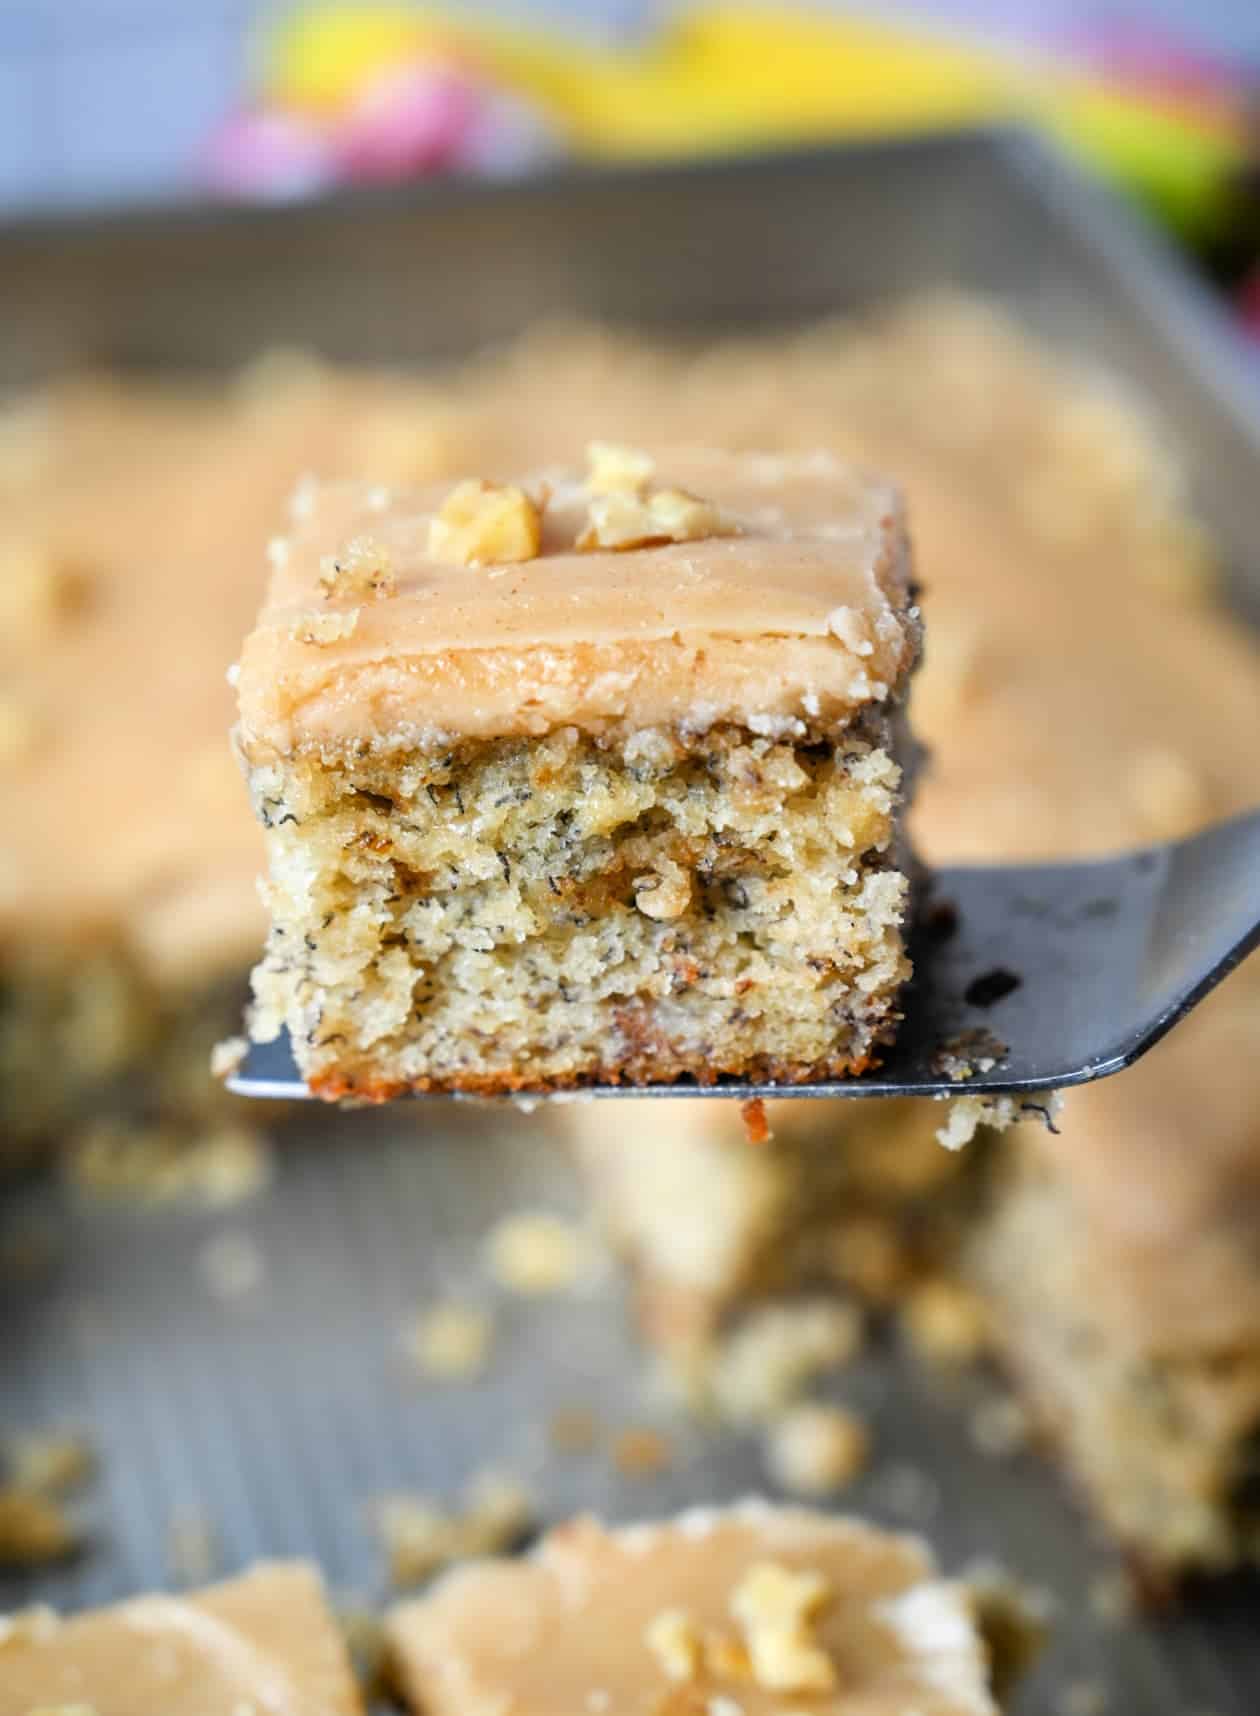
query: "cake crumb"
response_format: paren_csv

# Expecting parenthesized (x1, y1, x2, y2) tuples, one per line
(5, 1430, 94, 1496)
(645, 1607, 702, 1682)
(289, 606, 360, 646)
(612, 1426, 673, 1478)
(739, 1098, 773, 1146)
(935, 1093, 1019, 1150)
(1056, 1681, 1108, 1716)
(764, 1402, 870, 1496)
(428, 479, 542, 567)
(901, 1279, 991, 1368)
(372, 1470, 532, 1589)
(210, 1034, 249, 1081)
(586, 441, 656, 494)
(730, 1562, 836, 1694)
(318, 534, 395, 600)
(1088, 1567, 1138, 1625)
(633, 862, 692, 922)
(166, 1505, 219, 1585)
(0, 1488, 78, 1565)
(401, 1301, 494, 1381)
(826, 1216, 908, 1303)
(548, 1406, 600, 1453)
(199, 1229, 267, 1301)
(712, 1300, 863, 1423)
(485, 1210, 584, 1295)
(970, 1394, 1032, 1459)
(870, 1461, 940, 1524)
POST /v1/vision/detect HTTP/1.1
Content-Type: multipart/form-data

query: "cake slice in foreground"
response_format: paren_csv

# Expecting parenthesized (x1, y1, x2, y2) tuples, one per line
(386, 1498, 1028, 1714)
(0, 1561, 362, 1716)
(235, 446, 921, 1098)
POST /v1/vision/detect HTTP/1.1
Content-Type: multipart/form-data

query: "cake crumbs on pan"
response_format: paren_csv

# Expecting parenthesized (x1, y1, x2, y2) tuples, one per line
(400, 1301, 494, 1381)
(199, 1229, 267, 1301)
(289, 606, 360, 646)
(484, 1210, 586, 1295)
(0, 1488, 79, 1566)
(166, 1505, 219, 1585)
(763, 1402, 870, 1497)
(65, 1120, 272, 1209)
(901, 1278, 992, 1368)
(869, 1461, 940, 1524)
(1087, 1567, 1138, 1625)
(585, 440, 656, 494)
(612, 1426, 673, 1478)
(4, 1430, 94, 1496)
(970, 1394, 1033, 1459)
(548, 1406, 601, 1453)
(1056, 1681, 1109, 1716)
(644, 1607, 702, 1682)
(371, 1470, 532, 1589)
(711, 1299, 864, 1424)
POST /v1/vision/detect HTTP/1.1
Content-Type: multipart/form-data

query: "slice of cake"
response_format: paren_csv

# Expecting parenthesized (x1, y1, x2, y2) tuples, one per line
(0, 1561, 362, 1715)
(385, 1498, 1026, 1714)
(234, 446, 921, 1098)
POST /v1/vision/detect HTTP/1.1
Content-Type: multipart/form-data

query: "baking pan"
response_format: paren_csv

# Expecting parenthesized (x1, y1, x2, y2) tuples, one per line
(2, 131, 1260, 1713)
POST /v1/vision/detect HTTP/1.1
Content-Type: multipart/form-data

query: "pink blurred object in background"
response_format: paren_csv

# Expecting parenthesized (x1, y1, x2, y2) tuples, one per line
(201, 109, 337, 201)
(333, 61, 481, 181)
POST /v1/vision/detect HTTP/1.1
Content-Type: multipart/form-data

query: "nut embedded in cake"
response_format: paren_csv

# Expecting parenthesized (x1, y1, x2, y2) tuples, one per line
(234, 446, 922, 1099)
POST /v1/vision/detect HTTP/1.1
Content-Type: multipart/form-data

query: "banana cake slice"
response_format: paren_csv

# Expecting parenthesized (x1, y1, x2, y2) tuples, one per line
(234, 445, 921, 1099)
(385, 1499, 1028, 1714)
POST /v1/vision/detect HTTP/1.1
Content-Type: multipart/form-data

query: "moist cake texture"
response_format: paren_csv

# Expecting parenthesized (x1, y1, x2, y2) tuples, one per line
(386, 1499, 1015, 1715)
(236, 448, 920, 1097)
(0, 1560, 362, 1715)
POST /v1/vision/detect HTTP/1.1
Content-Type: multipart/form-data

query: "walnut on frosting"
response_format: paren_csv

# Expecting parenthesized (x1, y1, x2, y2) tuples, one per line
(644, 1607, 703, 1683)
(578, 487, 732, 553)
(586, 440, 657, 494)
(428, 479, 542, 567)
(289, 608, 360, 647)
(730, 1561, 837, 1694)
(318, 535, 395, 601)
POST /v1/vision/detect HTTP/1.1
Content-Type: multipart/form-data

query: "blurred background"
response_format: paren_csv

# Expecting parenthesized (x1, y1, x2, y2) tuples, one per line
(4, 0, 1260, 332)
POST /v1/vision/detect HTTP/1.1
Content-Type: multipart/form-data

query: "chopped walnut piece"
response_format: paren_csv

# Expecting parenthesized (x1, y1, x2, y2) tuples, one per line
(764, 1402, 869, 1497)
(289, 607, 360, 646)
(586, 440, 656, 494)
(645, 1607, 703, 1682)
(730, 1561, 836, 1694)
(401, 1301, 494, 1381)
(318, 534, 395, 600)
(428, 479, 542, 567)
(578, 486, 732, 552)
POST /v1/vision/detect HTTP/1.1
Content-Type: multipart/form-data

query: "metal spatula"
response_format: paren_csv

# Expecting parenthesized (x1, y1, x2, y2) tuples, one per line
(228, 806, 1260, 1104)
